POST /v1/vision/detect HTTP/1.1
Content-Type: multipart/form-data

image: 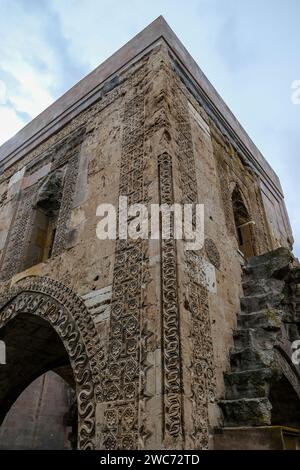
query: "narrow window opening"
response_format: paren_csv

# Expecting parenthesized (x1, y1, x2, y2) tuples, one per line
(22, 170, 63, 271)
(237, 226, 243, 246)
(231, 185, 256, 259)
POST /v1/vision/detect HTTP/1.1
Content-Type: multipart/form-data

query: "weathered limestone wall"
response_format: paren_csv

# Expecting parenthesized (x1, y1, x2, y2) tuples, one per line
(0, 371, 72, 450)
(0, 38, 294, 450)
(0, 49, 128, 449)
(261, 185, 293, 250)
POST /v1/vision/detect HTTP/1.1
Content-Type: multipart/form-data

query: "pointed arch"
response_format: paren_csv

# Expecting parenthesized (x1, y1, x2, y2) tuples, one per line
(231, 183, 256, 258)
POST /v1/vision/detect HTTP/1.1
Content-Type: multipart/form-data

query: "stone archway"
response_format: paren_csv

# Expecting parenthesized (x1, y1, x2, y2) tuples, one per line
(0, 276, 101, 450)
(231, 184, 256, 259)
(271, 346, 300, 427)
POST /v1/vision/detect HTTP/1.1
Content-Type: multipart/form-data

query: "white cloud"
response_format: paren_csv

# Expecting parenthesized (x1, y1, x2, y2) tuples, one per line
(2, 59, 53, 118)
(0, 105, 25, 143)
(0, 0, 299, 255)
(0, 80, 6, 104)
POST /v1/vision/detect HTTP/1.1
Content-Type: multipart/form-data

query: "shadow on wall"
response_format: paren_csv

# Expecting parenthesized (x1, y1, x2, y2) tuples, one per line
(0, 370, 75, 450)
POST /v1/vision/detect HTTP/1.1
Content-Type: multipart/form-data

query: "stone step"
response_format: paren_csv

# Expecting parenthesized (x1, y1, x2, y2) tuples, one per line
(233, 327, 278, 351)
(219, 248, 294, 427)
(242, 278, 284, 297)
(245, 247, 291, 268)
(224, 368, 279, 400)
(219, 397, 272, 427)
(237, 309, 282, 330)
(240, 292, 284, 314)
(229, 347, 274, 373)
(243, 247, 292, 281)
(233, 328, 255, 350)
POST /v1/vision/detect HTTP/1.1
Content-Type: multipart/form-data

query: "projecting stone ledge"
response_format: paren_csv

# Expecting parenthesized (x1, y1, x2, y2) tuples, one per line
(214, 426, 300, 450)
(219, 398, 272, 427)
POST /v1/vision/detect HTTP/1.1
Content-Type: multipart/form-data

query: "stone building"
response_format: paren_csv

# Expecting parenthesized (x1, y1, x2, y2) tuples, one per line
(0, 17, 299, 450)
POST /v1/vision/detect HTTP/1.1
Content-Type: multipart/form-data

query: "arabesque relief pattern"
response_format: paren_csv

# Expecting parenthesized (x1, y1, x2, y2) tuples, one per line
(51, 152, 80, 256)
(173, 83, 216, 449)
(102, 64, 151, 450)
(0, 185, 36, 281)
(158, 152, 183, 442)
(214, 147, 270, 255)
(0, 130, 85, 279)
(0, 276, 102, 449)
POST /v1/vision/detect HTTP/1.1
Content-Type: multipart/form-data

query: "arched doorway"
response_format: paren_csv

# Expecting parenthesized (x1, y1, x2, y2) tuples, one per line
(231, 185, 256, 259)
(0, 370, 76, 450)
(0, 312, 77, 449)
(270, 347, 300, 429)
(270, 375, 300, 428)
(0, 276, 100, 449)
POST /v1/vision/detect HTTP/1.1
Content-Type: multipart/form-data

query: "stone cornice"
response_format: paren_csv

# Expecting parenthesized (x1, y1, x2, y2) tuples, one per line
(0, 16, 283, 199)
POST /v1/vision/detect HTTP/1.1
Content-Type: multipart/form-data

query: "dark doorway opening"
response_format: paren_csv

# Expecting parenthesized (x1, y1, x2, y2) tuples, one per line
(0, 313, 77, 449)
(231, 185, 256, 259)
(270, 375, 300, 429)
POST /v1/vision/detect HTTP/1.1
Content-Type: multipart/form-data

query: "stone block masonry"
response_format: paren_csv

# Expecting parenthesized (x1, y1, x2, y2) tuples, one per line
(0, 17, 297, 450)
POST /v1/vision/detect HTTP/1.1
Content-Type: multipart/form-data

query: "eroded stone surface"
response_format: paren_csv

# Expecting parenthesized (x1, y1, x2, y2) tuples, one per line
(221, 248, 300, 429)
(0, 22, 297, 450)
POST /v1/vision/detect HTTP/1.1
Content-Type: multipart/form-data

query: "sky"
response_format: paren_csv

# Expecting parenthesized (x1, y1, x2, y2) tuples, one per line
(0, 0, 299, 255)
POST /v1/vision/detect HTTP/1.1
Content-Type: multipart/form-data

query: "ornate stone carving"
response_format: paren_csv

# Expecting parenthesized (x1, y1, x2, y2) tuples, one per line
(173, 84, 216, 449)
(251, 183, 271, 253)
(0, 191, 7, 208)
(51, 152, 80, 256)
(214, 153, 236, 236)
(0, 185, 36, 280)
(0, 276, 102, 449)
(158, 152, 183, 441)
(102, 63, 151, 450)
(204, 238, 221, 270)
(0, 127, 86, 278)
(214, 145, 271, 255)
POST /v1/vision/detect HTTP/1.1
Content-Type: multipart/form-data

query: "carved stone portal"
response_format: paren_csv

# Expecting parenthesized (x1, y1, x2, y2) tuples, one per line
(0, 276, 100, 450)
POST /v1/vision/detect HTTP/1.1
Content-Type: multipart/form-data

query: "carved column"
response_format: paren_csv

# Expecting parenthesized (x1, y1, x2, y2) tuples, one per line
(100, 60, 151, 450)
(0, 185, 36, 280)
(170, 72, 217, 449)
